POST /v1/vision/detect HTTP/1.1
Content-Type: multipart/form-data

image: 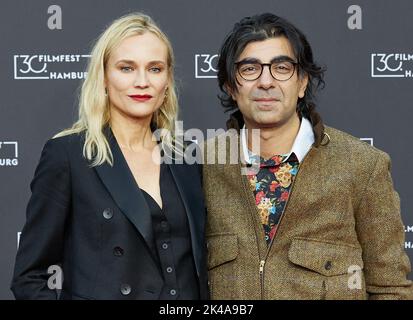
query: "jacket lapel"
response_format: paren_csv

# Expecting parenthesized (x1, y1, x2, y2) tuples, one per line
(94, 128, 155, 254)
(167, 145, 205, 277)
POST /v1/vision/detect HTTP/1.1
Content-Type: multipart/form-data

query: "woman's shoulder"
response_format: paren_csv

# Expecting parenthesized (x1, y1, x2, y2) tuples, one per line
(39, 132, 85, 165)
(46, 131, 85, 150)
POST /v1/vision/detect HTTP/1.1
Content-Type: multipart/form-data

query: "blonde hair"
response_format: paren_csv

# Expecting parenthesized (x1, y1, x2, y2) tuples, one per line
(54, 13, 179, 166)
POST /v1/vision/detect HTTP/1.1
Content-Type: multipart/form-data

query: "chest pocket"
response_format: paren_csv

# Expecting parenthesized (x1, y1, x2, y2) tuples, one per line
(206, 233, 239, 299)
(207, 233, 239, 270)
(288, 238, 366, 299)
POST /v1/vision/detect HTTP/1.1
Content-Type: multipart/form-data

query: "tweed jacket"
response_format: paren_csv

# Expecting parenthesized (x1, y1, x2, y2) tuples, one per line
(202, 114, 412, 300)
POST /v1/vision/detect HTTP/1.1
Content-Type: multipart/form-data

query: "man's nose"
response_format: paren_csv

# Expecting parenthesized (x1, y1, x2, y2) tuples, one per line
(257, 65, 275, 89)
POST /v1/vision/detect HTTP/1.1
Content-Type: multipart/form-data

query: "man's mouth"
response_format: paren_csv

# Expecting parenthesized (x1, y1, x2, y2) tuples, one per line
(253, 98, 279, 102)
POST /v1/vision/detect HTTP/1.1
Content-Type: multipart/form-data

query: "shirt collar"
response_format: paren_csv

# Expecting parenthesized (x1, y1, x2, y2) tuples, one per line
(241, 117, 315, 164)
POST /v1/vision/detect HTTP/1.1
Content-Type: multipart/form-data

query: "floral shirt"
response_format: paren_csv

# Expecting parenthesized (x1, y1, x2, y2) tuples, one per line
(246, 153, 300, 245)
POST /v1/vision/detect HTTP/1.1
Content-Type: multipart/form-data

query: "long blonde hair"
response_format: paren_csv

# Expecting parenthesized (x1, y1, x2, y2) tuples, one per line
(54, 13, 179, 166)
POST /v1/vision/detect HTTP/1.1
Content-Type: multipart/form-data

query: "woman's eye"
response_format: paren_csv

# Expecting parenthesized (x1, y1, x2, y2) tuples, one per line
(120, 66, 133, 72)
(149, 66, 162, 73)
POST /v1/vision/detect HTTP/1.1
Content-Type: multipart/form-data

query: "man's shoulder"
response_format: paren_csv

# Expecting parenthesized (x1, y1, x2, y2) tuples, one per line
(201, 129, 239, 149)
(324, 126, 389, 162)
(198, 129, 240, 165)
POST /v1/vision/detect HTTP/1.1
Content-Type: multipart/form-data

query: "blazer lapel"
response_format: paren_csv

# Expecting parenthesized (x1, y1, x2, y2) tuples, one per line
(94, 128, 155, 254)
(167, 147, 205, 277)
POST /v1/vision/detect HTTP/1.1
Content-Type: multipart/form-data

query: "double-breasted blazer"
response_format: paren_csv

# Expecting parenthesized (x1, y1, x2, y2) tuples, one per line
(11, 129, 208, 300)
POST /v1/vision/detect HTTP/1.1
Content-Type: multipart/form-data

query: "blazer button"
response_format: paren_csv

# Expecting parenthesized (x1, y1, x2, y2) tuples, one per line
(324, 261, 333, 270)
(120, 284, 131, 296)
(113, 246, 124, 257)
(103, 208, 113, 219)
(161, 221, 168, 230)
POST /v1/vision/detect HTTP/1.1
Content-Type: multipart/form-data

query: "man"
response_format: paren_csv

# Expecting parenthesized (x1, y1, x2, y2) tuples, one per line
(202, 13, 412, 299)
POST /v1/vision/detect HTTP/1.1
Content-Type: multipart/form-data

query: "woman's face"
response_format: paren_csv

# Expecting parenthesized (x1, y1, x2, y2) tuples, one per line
(105, 32, 169, 122)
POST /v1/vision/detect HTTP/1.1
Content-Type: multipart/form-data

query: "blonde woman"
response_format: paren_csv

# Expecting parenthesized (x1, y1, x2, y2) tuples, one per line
(11, 13, 208, 300)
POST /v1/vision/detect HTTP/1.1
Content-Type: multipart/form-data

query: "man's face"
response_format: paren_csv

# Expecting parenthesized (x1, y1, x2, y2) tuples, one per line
(230, 36, 308, 129)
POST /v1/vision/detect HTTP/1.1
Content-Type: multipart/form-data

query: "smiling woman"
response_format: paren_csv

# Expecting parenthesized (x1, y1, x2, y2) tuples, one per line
(10, 13, 208, 300)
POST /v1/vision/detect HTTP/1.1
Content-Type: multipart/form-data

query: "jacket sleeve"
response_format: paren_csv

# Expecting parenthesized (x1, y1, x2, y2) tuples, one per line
(10, 138, 71, 300)
(355, 152, 413, 299)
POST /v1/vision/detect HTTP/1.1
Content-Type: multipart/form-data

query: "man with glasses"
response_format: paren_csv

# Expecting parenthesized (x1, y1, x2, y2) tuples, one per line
(202, 13, 412, 299)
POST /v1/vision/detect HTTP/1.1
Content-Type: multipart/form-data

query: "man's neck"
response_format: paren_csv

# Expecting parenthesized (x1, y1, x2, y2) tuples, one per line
(246, 114, 301, 159)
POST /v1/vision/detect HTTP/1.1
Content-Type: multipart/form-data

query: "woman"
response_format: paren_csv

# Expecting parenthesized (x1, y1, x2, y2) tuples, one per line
(11, 13, 208, 300)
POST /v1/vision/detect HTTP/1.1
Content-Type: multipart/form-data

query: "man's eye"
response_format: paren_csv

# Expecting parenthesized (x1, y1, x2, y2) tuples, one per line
(273, 63, 293, 73)
(241, 65, 259, 73)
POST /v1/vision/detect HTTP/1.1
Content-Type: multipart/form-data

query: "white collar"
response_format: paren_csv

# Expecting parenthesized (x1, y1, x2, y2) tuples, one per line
(241, 117, 315, 164)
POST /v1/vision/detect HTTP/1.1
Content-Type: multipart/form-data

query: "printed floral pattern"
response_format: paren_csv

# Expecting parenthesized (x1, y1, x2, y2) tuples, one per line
(247, 153, 299, 245)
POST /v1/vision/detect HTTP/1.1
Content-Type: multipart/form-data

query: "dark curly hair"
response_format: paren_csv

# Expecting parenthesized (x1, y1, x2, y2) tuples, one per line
(218, 13, 325, 119)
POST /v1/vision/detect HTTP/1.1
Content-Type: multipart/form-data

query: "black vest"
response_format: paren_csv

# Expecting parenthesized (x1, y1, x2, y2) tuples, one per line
(141, 162, 199, 299)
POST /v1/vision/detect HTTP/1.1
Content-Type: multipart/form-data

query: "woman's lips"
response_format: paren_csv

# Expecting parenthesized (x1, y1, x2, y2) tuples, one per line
(128, 94, 153, 102)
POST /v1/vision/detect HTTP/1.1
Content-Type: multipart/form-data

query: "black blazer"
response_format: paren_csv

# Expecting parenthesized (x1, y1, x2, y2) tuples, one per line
(11, 130, 208, 300)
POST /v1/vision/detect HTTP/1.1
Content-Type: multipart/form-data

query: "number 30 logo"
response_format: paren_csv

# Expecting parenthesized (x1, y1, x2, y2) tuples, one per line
(195, 54, 219, 78)
(375, 54, 402, 72)
(371, 54, 404, 77)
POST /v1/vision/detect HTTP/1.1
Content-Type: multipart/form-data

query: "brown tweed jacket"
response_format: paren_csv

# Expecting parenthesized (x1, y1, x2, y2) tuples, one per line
(202, 119, 412, 300)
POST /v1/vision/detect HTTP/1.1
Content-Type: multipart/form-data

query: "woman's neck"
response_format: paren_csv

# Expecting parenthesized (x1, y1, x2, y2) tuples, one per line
(109, 111, 156, 153)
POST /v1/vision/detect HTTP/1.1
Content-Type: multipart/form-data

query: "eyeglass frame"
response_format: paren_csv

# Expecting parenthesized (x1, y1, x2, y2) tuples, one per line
(234, 58, 299, 82)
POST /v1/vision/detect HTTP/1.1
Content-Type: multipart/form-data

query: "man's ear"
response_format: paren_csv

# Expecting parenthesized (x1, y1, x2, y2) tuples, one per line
(225, 83, 236, 100)
(298, 73, 309, 99)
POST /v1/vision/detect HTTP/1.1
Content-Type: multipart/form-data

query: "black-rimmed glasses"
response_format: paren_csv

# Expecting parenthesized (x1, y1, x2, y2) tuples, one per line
(235, 60, 298, 81)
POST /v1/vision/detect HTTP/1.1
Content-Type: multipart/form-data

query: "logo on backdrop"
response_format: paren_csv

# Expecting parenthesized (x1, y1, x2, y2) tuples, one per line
(17, 232, 21, 248)
(47, 5, 62, 30)
(371, 53, 413, 78)
(406, 226, 413, 250)
(13, 54, 90, 80)
(347, 5, 362, 30)
(0, 141, 18, 166)
(195, 54, 218, 78)
(360, 138, 374, 146)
